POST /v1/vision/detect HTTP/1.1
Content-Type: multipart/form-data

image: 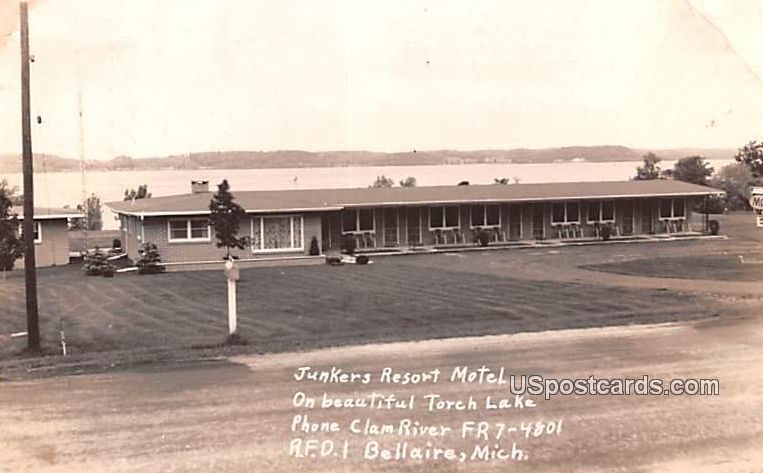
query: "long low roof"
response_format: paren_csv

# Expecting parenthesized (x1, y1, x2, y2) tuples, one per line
(107, 180, 723, 217)
(12, 207, 84, 220)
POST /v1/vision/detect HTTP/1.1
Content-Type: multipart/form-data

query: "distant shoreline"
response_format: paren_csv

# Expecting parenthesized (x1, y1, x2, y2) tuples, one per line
(3, 158, 647, 174)
(0, 146, 737, 174)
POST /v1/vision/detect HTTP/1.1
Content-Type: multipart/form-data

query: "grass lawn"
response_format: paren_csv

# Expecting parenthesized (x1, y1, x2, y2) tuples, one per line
(0, 254, 733, 363)
(581, 213, 763, 281)
(585, 253, 763, 281)
(2, 211, 759, 371)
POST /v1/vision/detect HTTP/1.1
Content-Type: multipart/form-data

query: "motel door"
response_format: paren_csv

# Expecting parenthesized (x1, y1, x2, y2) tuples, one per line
(321, 214, 338, 251)
(531, 204, 545, 240)
(383, 208, 399, 247)
(406, 207, 422, 246)
(621, 200, 635, 235)
(508, 204, 522, 240)
(641, 200, 653, 234)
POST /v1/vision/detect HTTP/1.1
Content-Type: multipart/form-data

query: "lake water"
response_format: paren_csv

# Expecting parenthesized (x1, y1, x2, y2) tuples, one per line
(3, 159, 733, 230)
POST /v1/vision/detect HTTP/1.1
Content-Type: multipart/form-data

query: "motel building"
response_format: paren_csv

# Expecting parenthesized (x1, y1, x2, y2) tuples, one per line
(107, 180, 723, 267)
(11, 207, 84, 268)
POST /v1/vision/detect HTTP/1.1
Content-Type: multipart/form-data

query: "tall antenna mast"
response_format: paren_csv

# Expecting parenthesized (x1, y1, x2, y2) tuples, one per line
(78, 87, 87, 248)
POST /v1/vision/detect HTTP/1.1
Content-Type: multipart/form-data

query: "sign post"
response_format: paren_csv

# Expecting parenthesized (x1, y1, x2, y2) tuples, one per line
(750, 187, 763, 228)
(224, 259, 240, 336)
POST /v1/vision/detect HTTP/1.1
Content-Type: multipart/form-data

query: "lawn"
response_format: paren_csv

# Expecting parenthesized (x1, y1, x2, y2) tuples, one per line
(0, 254, 732, 362)
(3, 211, 760, 369)
(584, 253, 763, 282)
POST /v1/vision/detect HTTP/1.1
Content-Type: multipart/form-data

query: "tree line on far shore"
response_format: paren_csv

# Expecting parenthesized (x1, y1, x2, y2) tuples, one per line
(373, 141, 763, 213)
(633, 142, 763, 211)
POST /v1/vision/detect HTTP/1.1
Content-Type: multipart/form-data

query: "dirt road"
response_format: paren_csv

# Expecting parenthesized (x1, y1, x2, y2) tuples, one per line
(2, 313, 762, 473)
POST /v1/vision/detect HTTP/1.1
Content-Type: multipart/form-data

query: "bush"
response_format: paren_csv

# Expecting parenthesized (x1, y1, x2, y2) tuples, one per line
(600, 225, 611, 241)
(83, 249, 116, 276)
(136, 242, 166, 275)
(325, 255, 343, 266)
(309, 236, 320, 256)
(476, 229, 490, 247)
(0, 254, 16, 272)
(112, 238, 122, 249)
(694, 196, 726, 214)
(342, 234, 357, 255)
(708, 220, 720, 235)
(355, 255, 370, 265)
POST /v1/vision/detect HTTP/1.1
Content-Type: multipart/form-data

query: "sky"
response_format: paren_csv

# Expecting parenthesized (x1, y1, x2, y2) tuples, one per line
(1, 0, 763, 160)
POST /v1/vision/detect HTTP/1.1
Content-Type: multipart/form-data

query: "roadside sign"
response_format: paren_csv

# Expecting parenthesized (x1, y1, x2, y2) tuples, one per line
(751, 187, 763, 227)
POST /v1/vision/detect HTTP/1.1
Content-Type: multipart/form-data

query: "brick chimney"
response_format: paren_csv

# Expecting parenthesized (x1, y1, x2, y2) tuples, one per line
(191, 180, 209, 194)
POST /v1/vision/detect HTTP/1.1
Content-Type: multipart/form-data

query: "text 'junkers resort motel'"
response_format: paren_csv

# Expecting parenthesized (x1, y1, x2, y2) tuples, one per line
(106, 179, 723, 267)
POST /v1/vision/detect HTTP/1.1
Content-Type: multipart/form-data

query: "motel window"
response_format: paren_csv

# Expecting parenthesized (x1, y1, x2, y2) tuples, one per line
(358, 209, 374, 231)
(660, 198, 686, 219)
(660, 199, 672, 219)
(19, 221, 42, 244)
(602, 201, 615, 221)
(430, 207, 443, 228)
(190, 219, 208, 239)
(169, 220, 187, 240)
(471, 204, 500, 227)
(168, 218, 210, 242)
(674, 199, 686, 217)
(587, 200, 615, 222)
(552, 202, 580, 224)
(586, 201, 598, 222)
(252, 215, 303, 252)
(430, 206, 459, 229)
(342, 209, 374, 233)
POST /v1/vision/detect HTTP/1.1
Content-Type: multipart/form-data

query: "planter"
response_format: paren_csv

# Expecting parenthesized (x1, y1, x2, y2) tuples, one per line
(476, 230, 490, 247)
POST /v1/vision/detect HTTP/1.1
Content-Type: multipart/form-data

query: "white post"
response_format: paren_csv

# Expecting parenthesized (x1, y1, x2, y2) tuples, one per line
(225, 259, 239, 336)
(227, 277, 237, 335)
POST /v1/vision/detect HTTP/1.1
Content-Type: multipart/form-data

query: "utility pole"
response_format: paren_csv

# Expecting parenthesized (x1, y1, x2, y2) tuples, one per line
(20, 1, 41, 354)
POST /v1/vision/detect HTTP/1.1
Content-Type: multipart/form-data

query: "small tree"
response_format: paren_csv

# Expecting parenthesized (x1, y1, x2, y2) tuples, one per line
(735, 140, 763, 178)
(671, 156, 714, 186)
(71, 194, 103, 230)
(0, 184, 24, 271)
(209, 179, 249, 260)
(493, 177, 510, 185)
(711, 162, 755, 210)
(370, 175, 394, 188)
(309, 236, 320, 256)
(634, 152, 663, 180)
(124, 184, 152, 201)
(0, 179, 23, 206)
(399, 176, 417, 187)
(136, 242, 165, 274)
(82, 247, 115, 277)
